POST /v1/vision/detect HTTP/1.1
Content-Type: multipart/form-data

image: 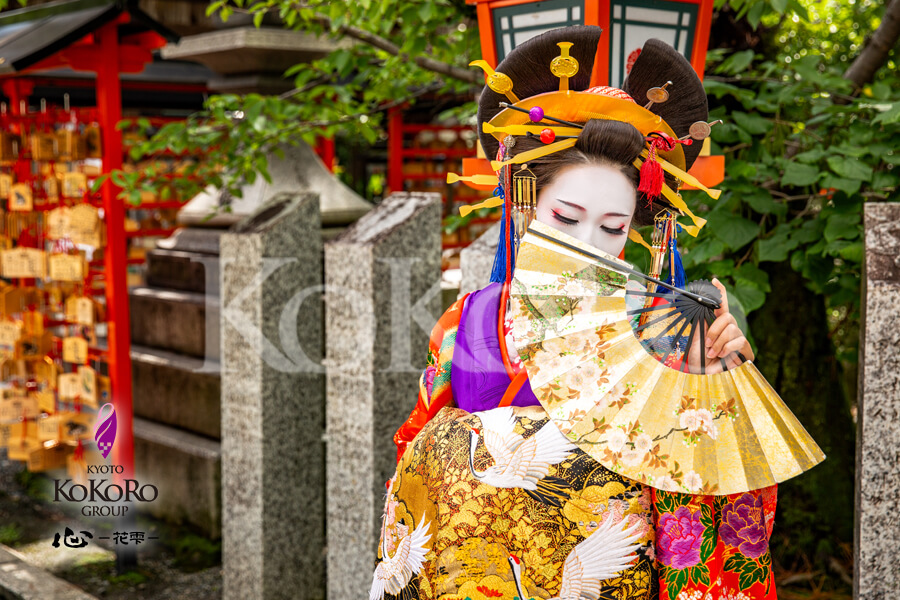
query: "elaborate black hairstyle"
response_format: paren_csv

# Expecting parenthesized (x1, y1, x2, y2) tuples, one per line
(476, 26, 709, 170)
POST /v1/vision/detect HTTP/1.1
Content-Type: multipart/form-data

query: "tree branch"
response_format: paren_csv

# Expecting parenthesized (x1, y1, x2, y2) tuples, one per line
(843, 0, 900, 90)
(294, 3, 481, 84)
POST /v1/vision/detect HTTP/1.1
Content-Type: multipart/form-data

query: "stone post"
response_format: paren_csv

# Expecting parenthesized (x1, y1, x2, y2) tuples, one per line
(459, 221, 499, 296)
(324, 192, 441, 599)
(220, 192, 325, 599)
(856, 202, 900, 599)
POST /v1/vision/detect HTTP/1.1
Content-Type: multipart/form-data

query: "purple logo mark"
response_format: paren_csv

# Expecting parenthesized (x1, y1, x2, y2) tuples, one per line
(94, 403, 117, 459)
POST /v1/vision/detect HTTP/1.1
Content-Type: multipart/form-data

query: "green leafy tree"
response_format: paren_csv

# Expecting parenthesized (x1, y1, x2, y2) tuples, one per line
(106, 0, 481, 205)
(657, 0, 899, 585)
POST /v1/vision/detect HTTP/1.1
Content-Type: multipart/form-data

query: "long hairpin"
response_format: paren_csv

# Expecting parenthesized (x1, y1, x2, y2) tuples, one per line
(498, 102, 584, 129)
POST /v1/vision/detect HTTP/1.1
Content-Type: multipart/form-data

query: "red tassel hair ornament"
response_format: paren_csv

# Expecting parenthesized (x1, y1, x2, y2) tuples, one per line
(638, 132, 692, 202)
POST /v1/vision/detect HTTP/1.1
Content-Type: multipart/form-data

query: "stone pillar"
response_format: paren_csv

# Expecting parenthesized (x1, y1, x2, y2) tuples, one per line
(459, 221, 499, 296)
(856, 202, 900, 599)
(324, 192, 441, 599)
(220, 192, 325, 599)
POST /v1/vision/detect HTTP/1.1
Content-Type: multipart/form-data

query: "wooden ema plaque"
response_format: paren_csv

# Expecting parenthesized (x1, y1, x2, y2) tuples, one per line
(58, 373, 80, 400)
(8, 183, 33, 212)
(65, 296, 94, 326)
(27, 443, 69, 472)
(0, 132, 19, 161)
(37, 412, 91, 442)
(0, 174, 11, 200)
(79, 365, 98, 408)
(34, 390, 56, 413)
(46, 205, 102, 248)
(57, 131, 87, 162)
(30, 133, 58, 161)
(62, 172, 87, 199)
(6, 434, 41, 461)
(1, 248, 46, 278)
(0, 390, 39, 422)
(0, 320, 22, 357)
(62, 337, 88, 364)
(49, 254, 85, 282)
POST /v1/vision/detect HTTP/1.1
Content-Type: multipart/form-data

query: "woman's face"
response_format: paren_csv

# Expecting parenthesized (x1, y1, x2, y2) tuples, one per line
(534, 163, 636, 257)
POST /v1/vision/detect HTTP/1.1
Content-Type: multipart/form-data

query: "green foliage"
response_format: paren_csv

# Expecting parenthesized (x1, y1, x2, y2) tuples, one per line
(674, 0, 899, 361)
(14, 468, 51, 502)
(171, 533, 222, 571)
(109, 570, 149, 586)
(0, 524, 22, 546)
(115, 0, 478, 206)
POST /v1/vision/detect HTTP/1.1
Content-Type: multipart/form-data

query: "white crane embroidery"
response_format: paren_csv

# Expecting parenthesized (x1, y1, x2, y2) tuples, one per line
(468, 406, 575, 490)
(508, 517, 644, 600)
(369, 513, 432, 600)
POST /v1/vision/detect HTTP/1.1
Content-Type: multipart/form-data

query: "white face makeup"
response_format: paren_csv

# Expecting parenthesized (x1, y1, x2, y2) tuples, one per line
(534, 163, 637, 257)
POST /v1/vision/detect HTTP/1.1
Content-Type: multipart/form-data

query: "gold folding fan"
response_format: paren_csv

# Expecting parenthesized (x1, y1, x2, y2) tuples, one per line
(509, 220, 824, 495)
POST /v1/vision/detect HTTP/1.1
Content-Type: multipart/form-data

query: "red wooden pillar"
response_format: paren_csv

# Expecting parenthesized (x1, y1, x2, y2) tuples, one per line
(387, 107, 403, 194)
(95, 21, 134, 482)
(315, 136, 335, 172)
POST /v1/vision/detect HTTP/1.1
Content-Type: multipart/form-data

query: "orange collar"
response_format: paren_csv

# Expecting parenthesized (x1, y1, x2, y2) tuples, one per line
(497, 282, 521, 380)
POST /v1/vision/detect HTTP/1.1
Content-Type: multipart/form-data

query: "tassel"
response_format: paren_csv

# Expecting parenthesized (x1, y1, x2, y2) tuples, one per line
(639, 133, 692, 201)
(669, 234, 686, 289)
(490, 166, 517, 284)
(638, 156, 664, 199)
(489, 197, 518, 284)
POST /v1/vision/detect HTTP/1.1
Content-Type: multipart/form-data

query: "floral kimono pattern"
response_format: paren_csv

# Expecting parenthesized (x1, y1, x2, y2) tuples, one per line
(390, 287, 778, 600)
(653, 487, 777, 600)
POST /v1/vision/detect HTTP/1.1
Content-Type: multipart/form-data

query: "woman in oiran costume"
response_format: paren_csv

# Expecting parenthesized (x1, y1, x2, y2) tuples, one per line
(373, 28, 782, 600)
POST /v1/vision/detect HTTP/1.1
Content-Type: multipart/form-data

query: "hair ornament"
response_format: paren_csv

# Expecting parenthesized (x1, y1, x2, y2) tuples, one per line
(454, 31, 722, 260)
(639, 132, 692, 200)
(483, 121, 581, 137)
(469, 60, 519, 103)
(490, 138, 578, 171)
(550, 42, 580, 92)
(498, 102, 584, 128)
(681, 119, 723, 142)
(644, 81, 673, 110)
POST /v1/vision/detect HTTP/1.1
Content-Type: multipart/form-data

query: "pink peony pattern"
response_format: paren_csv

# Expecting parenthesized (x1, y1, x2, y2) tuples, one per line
(720, 493, 769, 558)
(656, 505, 704, 569)
(424, 365, 436, 399)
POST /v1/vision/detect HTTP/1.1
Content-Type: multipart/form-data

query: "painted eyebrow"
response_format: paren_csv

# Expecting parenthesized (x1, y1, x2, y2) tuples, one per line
(556, 199, 585, 212)
(556, 198, 629, 218)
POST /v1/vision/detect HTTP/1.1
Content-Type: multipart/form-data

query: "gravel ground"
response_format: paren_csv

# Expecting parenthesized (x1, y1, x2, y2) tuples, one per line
(0, 454, 222, 600)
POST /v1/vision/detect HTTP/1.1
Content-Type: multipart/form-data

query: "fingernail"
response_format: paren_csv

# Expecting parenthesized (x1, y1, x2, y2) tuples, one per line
(707, 349, 715, 358)
(705, 337, 711, 347)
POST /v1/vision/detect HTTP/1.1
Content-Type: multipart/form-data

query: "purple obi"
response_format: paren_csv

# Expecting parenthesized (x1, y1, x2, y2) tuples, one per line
(451, 282, 541, 413)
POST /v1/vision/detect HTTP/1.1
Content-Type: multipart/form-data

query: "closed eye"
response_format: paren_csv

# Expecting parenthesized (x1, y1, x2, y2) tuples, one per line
(601, 225, 626, 235)
(552, 210, 578, 226)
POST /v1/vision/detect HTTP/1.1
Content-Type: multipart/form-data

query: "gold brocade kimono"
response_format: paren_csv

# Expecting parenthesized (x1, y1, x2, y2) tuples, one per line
(373, 405, 656, 600)
(379, 286, 780, 600)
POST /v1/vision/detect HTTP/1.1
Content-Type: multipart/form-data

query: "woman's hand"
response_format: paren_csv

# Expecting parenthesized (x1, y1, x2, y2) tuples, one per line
(686, 278, 754, 373)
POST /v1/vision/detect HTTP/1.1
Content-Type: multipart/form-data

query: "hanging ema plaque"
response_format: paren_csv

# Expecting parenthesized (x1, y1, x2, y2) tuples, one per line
(9, 183, 33, 212)
(0, 248, 46, 278)
(48, 254, 85, 282)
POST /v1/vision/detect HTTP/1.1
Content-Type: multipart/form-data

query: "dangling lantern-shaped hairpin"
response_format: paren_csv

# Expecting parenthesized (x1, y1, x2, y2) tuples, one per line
(512, 164, 536, 243)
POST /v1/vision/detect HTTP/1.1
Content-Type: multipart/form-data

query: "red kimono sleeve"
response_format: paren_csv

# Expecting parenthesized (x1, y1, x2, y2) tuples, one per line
(393, 293, 469, 462)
